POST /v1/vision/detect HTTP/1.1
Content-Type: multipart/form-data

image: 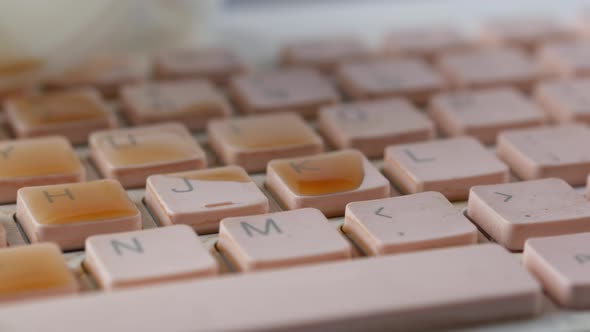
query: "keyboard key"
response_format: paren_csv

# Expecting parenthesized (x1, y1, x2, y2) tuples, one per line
(16, 179, 142, 250)
(384, 137, 509, 201)
(535, 78, 590, 124)
(153, 48, 247, 85)
(0, 58, 42, 101)
(0, 243, 78, 303)
(266, 150, 390, 217)
(524, 232, 590, 309)
(120, 80, 231, 130)
(538, 40, 590, 78)
(45, 55, 147, 97)
(429, 87, 546, 144)
(145, 166, 269, 233)
(90, 123, 206, 188)
(382, 25, 473, 61)
(318, 98, 435, 158)
(0, 136, 85, 203)
(337, 58, 445, 104)
(208, 112, 323, 172)
(84, 225, 218, 290)
(497, 124, 590, 185)
(344, 192, 477, 256)
(0, 244, 542, 331)
(0, 223, 5, 247)
(4, 89, 116, 144)
(436, 47, 547, 91)
(230, 68, 339, 118)
(218, 208, 352, 272)
(480, 16, 574, 51)
(280, 37, 372, 73)
(468, 178, 590, 251)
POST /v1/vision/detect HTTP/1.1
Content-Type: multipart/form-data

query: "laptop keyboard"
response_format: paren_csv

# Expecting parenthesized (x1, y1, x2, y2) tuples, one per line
(5, 9, 590, 332)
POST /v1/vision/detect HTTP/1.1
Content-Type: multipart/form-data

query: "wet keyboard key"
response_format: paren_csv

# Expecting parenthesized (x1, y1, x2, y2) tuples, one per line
(524, 232, 590, 309)
(85, 225, 218, 290)
(121, 80, 231, 130)
(266, 150, 390, 217)
(497, 124, 590, 186)
(0, 136, 85, 203)
(436, 47, 547, 91)
(429, 87, 545, 144)
(468, 178, 590, 251)
(5, 89, 116, 144)
(318, 98, 435, 158)
(0, 244, 542, 331)
(344, 192, 477, 256)
(90, 123, 206, 188)
(16, 179, 142, 250)
(0, 243, 78, 303)
(230, 68, 339, 118)
(208, 112, 323, 172)
(337, 58, 445, 104)
(384, 137, 509, 201)
(154, 48, 247, 85)
(281, 37, 372, 73)
(0, 223, 5, 247)
(218, 208, 352, 272)
(535, 78, 590, 124)
(0, 58, 42, 101)
(145, 166, 269, 234)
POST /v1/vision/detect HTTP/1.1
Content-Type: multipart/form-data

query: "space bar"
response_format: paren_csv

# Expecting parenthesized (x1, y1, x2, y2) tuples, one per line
(0, 244, 542, 332)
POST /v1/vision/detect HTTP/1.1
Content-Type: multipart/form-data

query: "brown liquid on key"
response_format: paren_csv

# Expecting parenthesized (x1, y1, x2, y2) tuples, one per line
(100, 132, 198, 166)
(12, 92, 107, 126)
(0, 58, 43, 77)
(271, 150, 364, 195)
(0, 244, 75, 297)
(21, 180, 138, 225)
(224, 114, 319, 150)
(0, 138, 82, 178)
(171, 166, 251, 183)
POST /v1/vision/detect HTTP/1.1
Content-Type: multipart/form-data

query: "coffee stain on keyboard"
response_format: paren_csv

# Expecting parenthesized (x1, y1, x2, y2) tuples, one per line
(272, 150, 364, 195)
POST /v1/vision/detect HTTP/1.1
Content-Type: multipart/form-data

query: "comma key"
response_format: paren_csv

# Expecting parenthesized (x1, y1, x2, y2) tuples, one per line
(344, 192, 477, 255)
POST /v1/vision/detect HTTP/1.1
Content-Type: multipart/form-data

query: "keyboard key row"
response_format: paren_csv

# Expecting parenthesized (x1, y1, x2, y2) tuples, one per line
(6, 74, 590, 152)
(0, 244, 543, 331)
